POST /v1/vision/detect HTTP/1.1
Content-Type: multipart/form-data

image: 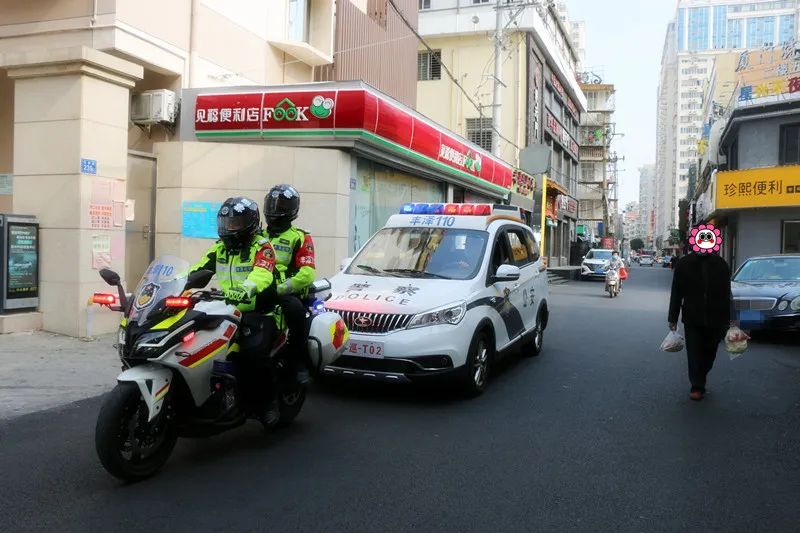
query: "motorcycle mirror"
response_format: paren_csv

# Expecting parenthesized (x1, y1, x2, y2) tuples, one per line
(185, 269, 214, 290)
(99, 268, 121, 287)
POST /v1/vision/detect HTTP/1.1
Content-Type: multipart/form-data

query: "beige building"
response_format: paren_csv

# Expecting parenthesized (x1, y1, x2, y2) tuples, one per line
(0, 0, 420, 336)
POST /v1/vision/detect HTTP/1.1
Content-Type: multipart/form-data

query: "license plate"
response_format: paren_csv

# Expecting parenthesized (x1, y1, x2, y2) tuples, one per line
(346, 340, 385, 358)
(740, 310, 762, 322)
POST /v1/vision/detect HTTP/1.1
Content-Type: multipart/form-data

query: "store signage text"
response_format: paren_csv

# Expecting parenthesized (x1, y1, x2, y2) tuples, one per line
(194, 89, 513, 190)
(716, 166, 800, 209)
(512, 170, 535, 200)
(557, 194, 578, 219)
(545, 111, 580, 158)
(550, 73, 578, 118)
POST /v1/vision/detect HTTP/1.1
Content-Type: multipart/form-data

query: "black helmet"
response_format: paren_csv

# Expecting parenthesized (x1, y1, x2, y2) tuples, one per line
(217, 197, 260, 250)
(264, 184, 300, 233)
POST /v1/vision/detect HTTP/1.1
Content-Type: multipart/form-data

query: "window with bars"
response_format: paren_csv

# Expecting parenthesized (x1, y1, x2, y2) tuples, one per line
(417, 50, 442, 81)
(466, 118, 493, 152)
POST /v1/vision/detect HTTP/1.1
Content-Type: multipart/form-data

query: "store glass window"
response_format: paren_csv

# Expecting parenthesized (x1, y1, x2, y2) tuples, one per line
(779, 124, 800, 165)
(783, 221, 800, 253)
(351, 159, 445, 254)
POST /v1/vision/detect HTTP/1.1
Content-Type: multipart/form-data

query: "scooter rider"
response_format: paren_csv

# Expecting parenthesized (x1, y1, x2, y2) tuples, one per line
(263, 184, 316, 383)
(608, 250, 625, 290)
(189, 197, 281, 426)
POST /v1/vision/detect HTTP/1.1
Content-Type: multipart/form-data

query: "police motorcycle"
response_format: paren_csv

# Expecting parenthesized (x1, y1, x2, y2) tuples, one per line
(91, 255, 347, 481)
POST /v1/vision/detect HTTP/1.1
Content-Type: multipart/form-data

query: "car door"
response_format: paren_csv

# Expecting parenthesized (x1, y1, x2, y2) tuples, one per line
(505, 226, 539, 331)
(486, 229, 523, 347)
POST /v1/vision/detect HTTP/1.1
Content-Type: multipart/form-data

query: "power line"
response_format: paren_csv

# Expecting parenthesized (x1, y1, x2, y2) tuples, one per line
(386, 0, 522, 152)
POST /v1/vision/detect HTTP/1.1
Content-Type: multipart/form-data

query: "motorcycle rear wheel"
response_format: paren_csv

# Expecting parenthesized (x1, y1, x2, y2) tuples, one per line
(95, 382, 177, 481)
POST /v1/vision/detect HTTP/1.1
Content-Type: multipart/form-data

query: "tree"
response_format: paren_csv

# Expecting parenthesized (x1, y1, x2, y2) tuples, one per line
(630, 238, 644, 251)
(668, 228, 682, 246)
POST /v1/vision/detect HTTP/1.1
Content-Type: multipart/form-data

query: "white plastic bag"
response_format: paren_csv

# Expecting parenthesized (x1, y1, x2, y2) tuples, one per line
(660, 330, 685, 352)
(725, 326, 749, 360)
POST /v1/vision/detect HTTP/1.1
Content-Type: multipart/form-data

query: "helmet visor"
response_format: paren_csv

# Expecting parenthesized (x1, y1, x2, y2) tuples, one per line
(218, 216, 248, 234)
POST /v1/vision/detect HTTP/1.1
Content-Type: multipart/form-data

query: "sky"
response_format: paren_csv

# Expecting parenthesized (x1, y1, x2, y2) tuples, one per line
(565, 0, 678, 211)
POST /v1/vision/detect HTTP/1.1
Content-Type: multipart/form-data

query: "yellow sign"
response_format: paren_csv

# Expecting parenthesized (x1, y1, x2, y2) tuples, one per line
(716, 166, 800, 209)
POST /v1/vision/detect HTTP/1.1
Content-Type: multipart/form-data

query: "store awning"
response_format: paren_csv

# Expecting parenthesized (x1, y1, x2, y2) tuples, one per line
(546, 178, 569, 196)
(182, 81, 514, 197)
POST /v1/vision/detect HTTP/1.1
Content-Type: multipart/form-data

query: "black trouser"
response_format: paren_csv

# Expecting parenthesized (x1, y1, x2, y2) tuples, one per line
(278, 294, 309, 370)
(683, 325, 727, 392)
(237, 313, 278, 411)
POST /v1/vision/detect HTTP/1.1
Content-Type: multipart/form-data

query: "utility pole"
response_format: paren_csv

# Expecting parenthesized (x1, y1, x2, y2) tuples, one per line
(491, 0, 504, 157)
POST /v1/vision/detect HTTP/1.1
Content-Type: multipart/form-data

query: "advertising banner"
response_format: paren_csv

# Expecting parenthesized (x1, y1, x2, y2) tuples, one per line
(6, 223, 38, 300)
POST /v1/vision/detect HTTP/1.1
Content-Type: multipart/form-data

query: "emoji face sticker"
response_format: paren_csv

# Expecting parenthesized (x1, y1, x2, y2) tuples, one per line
(689, 224, 723, 254)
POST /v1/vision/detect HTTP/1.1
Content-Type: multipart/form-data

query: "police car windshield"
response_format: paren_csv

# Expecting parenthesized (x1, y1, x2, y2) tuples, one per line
(348, 227, 489, 281)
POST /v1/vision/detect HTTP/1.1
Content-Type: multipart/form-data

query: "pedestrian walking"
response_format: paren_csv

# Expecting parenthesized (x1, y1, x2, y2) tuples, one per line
(667, 242, 737, 401)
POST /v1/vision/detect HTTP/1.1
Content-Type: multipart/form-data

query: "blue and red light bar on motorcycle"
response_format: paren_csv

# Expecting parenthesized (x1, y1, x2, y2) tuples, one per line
(400, 203, 494, 216)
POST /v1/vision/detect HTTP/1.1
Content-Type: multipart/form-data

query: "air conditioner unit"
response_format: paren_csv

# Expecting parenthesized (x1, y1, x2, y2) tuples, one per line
(130, 89, 177, 125)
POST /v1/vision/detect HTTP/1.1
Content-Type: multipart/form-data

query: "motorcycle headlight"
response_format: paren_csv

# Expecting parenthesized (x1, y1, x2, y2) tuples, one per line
(407, 301, 466, 329)
(790, 296, 800, 311)
(132, 331, 171, 358)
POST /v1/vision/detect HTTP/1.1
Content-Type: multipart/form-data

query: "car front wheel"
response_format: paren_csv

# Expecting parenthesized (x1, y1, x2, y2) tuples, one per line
(460, 330, 492, 397)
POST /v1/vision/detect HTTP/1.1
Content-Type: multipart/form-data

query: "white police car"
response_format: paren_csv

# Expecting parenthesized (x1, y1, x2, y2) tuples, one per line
(322, 202, 549, 395)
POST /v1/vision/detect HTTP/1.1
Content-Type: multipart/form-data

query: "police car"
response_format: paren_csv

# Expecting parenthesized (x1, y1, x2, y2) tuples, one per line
(322, 203, 549, 395)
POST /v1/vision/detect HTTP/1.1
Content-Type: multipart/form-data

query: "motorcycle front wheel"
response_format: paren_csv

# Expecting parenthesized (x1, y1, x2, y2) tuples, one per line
(95, 382, 177, 481)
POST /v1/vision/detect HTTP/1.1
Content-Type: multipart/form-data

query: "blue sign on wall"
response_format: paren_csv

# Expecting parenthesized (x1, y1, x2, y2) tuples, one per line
(80, 158, 97, 175)
(182, 201, 222, 239)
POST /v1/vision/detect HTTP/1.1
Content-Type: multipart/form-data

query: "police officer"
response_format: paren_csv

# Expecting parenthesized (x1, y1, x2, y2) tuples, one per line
(190, 197, 281, 426)
(263, 184, 315, 383)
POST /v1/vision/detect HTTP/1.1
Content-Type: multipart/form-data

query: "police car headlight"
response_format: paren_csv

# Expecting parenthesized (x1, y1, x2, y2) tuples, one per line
(790, 296, 800, 311)
(407, 302, 466, 329)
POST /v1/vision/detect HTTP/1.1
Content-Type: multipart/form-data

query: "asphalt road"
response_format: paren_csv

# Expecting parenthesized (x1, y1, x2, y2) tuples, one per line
(2, 266, 799, 532)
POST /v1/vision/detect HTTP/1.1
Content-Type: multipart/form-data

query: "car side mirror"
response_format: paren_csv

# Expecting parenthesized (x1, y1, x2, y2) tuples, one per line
(340, 257, 353, 271)
(99, 268, 121, 287)
(493, 264, 521, 282)
(185, 269, 214, 290)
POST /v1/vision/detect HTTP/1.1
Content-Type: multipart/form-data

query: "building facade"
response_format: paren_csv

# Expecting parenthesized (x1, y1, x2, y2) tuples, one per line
(638, 164, 657, 248)
(416, 0, 586, 266)
(0, 0, 420, 336)
(656, 0, 800, 247)
(577, 82, 616, 244)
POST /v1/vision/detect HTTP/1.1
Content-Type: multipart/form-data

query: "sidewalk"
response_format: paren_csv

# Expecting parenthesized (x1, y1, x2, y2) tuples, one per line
(0, 331, 120, 420)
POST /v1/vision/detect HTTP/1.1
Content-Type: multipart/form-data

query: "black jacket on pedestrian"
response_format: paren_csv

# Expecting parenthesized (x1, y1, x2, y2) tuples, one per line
(668, 252, 734, 327)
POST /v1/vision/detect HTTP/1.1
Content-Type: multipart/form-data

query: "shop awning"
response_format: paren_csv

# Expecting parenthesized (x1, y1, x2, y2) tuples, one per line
(182, 81, 514, 197)
(546, 177, 569, 196)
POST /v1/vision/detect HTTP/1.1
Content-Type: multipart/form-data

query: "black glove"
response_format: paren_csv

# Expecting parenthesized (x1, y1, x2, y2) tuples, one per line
(224, 287, 250, 304)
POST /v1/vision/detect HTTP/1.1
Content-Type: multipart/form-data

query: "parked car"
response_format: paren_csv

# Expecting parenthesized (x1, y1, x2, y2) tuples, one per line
(732, 254, 800, 332)
(580, 249, 614, 280)
(639, 255, 654, 267)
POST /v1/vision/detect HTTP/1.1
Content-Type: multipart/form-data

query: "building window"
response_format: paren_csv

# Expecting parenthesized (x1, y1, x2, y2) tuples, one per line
(419, 0, 431, 8)
(466, 117, 493, 152)
(728, 138, 739, 170)
(688, 7, 710, 51)
(678, 8, 686, 51)
(780, 124, 800, 165)
(779, 14, 795, 44)
(783, 221, 800, 253)
(727, 18, 743, 49)
(287, 0, 310, 42)
(747, 16, 776, 48)
(472, 0, 490, 3)
(713, 6, 727, 49)
(417, 50, 442, 81)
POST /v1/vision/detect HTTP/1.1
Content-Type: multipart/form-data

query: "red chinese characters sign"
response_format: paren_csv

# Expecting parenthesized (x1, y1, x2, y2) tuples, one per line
(545, 111, 580, 159)
(194, 88, 513, 191)
(550, 73, 579, 118)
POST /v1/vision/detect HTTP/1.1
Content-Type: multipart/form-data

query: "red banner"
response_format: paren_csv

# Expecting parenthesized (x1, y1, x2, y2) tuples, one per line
(194, 88, 513, 190)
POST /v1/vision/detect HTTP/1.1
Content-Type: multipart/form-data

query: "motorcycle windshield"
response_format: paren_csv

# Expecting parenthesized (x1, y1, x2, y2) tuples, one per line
(128, 256, 191, 325)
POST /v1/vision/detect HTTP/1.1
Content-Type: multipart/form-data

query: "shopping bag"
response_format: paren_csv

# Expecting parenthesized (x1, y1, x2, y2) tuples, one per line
(725, 326, 750, 360)
(619, 266, 628, 280)
(660, 330, 684, 352)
